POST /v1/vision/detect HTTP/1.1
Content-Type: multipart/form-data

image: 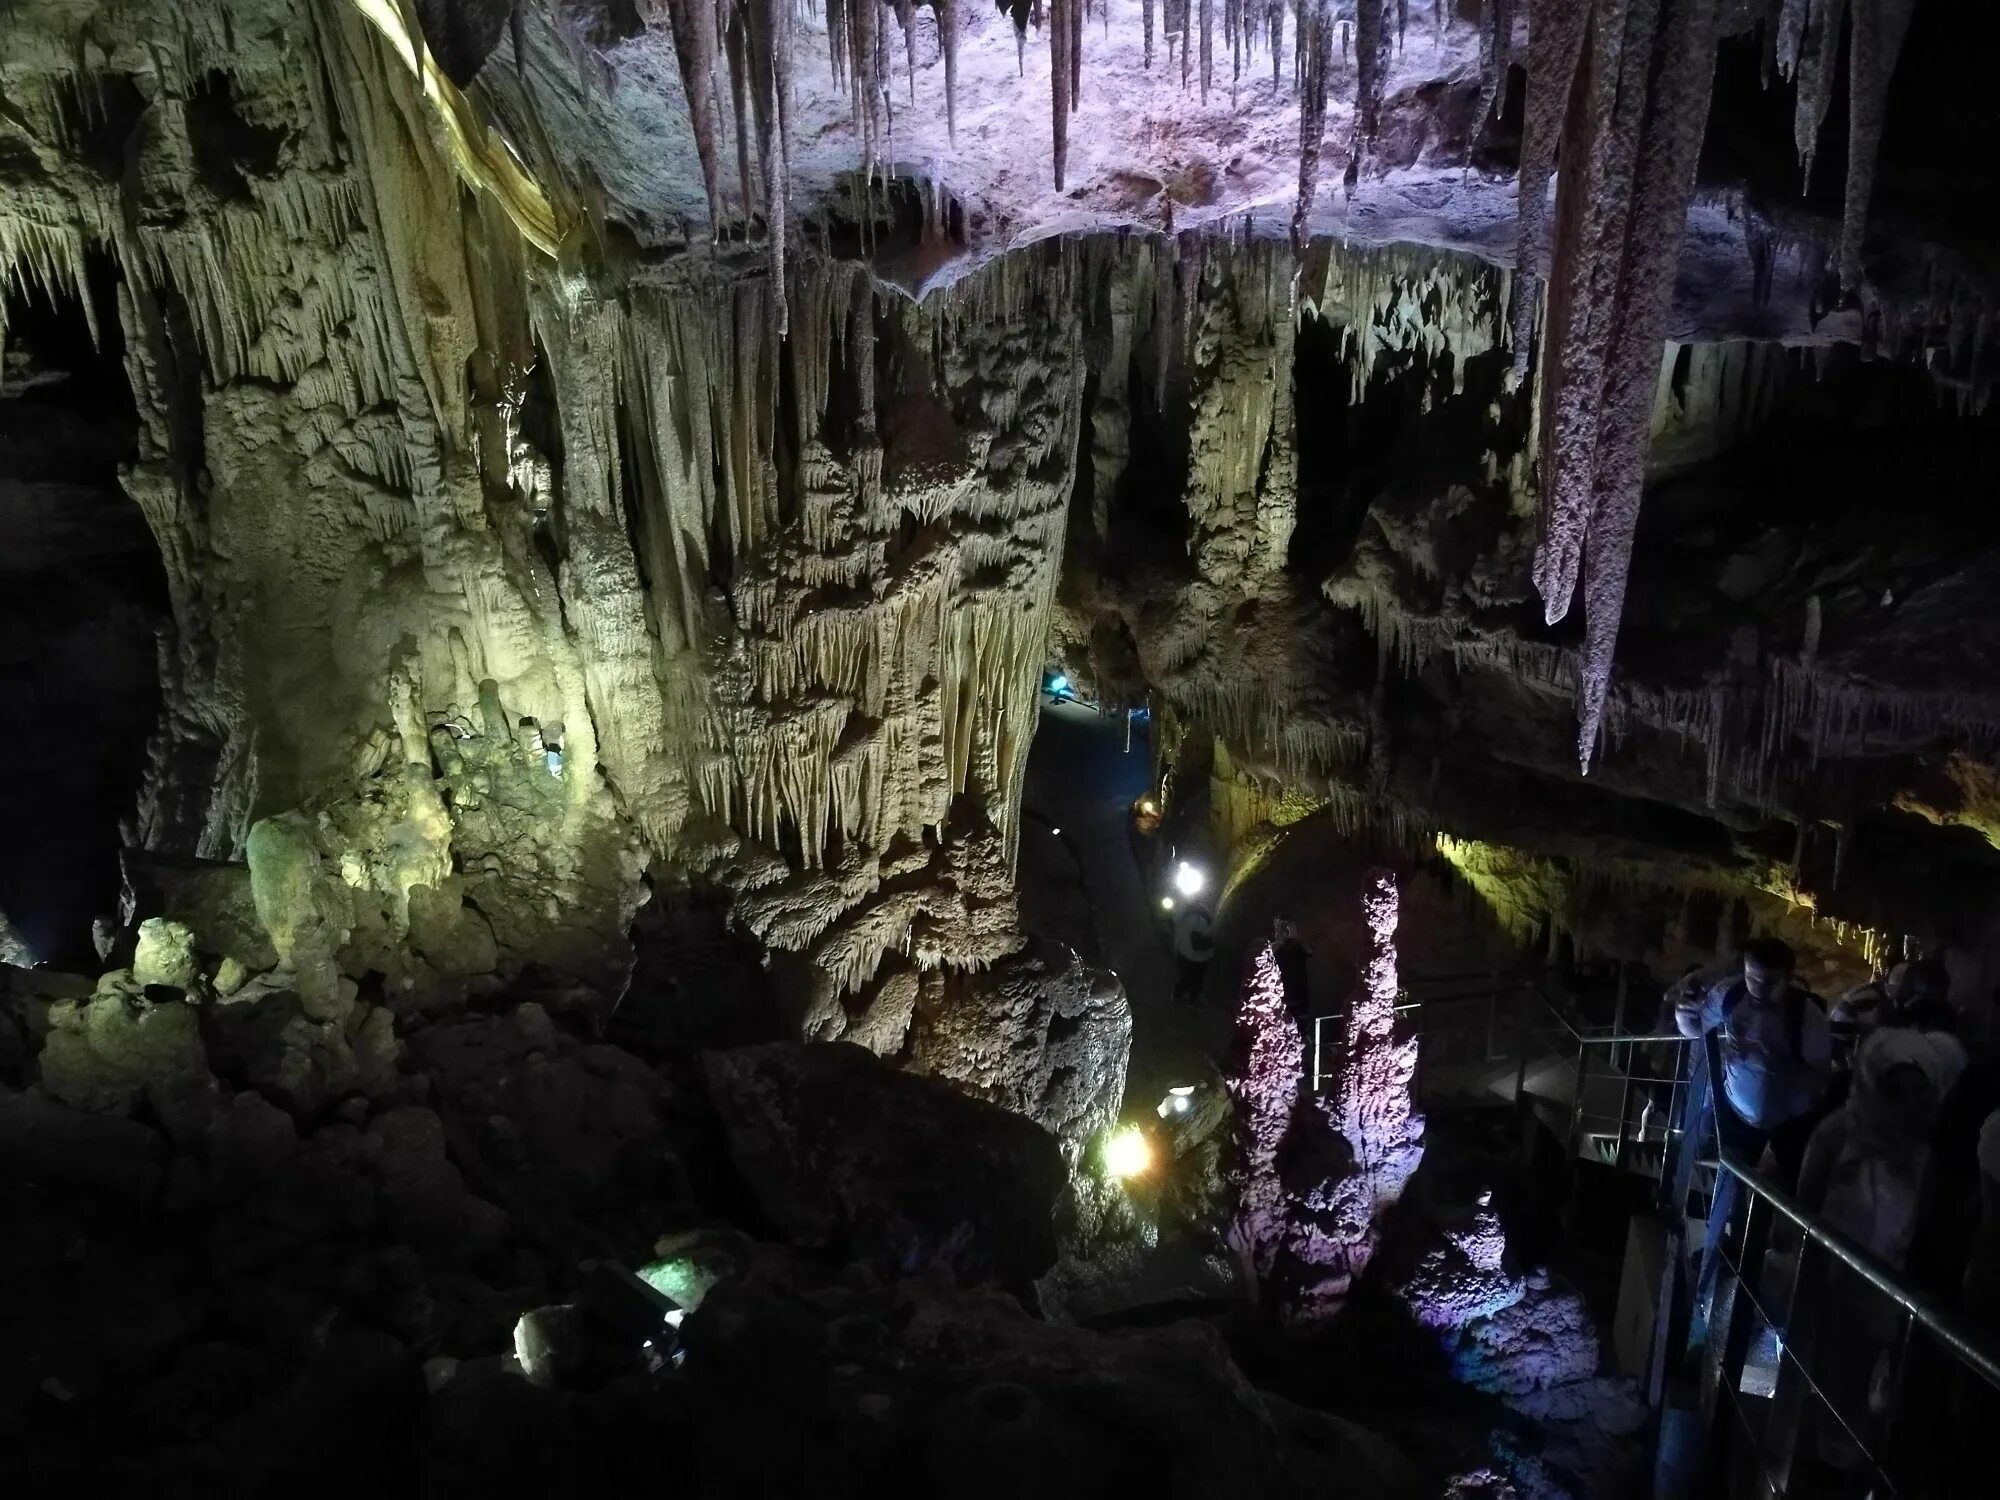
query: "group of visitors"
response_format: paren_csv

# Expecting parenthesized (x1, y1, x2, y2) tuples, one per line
(1671, 937, 2000, 1464)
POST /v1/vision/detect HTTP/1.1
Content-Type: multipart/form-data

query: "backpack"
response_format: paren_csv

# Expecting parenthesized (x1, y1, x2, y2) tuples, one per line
(1721, 979, 1825, 1061)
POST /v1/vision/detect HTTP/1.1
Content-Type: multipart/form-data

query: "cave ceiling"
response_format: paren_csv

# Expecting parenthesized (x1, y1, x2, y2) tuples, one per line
(4, 0, 2000, 1006)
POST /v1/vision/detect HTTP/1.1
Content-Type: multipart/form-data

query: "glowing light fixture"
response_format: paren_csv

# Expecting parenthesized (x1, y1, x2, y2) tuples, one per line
(1049, 674, 1069, 694)
(1172, 861, 1207, 898)
(1102, 1125, 1153, 1179)
(1160, 896, 1175, 911)
(1050, 826, 1062, 836)
(1155, 1084, 1197, 1119)
(1138, 797, 1159, 816)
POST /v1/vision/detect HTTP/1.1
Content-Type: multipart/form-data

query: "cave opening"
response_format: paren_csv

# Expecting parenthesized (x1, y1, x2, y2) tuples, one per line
(1, 258, 167, 966)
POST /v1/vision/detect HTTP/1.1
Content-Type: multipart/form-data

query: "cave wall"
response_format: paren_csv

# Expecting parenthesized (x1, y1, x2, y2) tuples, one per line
(8, 0, 2000, 1054)
(0, 1, 1113, 1095)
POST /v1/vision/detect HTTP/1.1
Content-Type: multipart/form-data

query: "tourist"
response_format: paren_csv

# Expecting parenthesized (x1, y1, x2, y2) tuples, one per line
(1796, 1027, 1953, 1465)
(1674, 937, 1834, 1188)
(1173, 899, 1215, 1006)
(1272, 912, 1311, 1023)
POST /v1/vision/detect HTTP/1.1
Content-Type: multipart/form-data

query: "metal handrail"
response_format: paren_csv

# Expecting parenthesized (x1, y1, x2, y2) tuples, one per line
(1702, 1152, 2000, 1394)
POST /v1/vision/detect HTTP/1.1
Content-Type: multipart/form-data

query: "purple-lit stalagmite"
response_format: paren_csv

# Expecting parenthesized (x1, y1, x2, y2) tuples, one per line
(1290, 868, 1424, 1317)
(1226, 870, 1422, 1321)
(1225, 942, 1302, 1284)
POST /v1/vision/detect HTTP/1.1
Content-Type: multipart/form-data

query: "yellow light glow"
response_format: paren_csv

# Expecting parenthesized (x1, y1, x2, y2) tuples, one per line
(1102, 1126, 1153, 1179)
(347, 0, 564, 255)
(1160, 896, 1175, 911)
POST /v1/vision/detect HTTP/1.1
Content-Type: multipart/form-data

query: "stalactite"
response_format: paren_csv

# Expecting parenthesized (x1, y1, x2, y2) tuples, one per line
(1200, 0, 1214, 100)
(1529, 0, 1720, 772)
(939, 0, 961, 143)
(1352, 0, 1393, 192)
(1476, 0, 1515, 139)
(1839, 0, 1915, 293)
(1512, 0, 1592, 376)
(899, 0, 919, 104)
(1071, 0, 1085, 110)
(1792, 0, 1846, 183)
(1294, 0, 1332, 248)
(1145, 0, 1156, 68)
(724, 10, 755, 220)
(658, 0, 725, 234)
(1051, 0, 1073, 189)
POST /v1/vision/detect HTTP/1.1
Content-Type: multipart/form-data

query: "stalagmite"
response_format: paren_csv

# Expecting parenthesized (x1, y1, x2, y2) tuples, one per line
(1228, 869, 1423, 1321)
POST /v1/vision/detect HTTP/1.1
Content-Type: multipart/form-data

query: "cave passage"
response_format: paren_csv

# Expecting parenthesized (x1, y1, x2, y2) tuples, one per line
(0, 264, 166, 965)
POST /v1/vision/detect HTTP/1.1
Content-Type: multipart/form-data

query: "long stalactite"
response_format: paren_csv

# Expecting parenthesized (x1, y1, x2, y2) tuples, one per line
(1528, 0, 1721, 772)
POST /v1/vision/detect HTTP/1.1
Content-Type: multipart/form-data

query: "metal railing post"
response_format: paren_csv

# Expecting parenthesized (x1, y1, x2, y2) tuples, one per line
(1702, 1188, 1773, 1484)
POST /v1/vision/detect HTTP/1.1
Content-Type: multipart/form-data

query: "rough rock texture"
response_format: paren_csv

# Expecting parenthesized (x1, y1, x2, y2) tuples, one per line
(908, 937, 1133, 1154)
(702, 1040, 1068, 1286)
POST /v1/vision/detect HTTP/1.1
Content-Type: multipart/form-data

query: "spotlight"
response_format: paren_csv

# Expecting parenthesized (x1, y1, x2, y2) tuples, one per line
(1050, 826, 1062, 837)
(1172, 861, 1206, 898)
(1160, 896, 1175, 911)
(1155, 1084, 1197, 1119)
(1138, 797, 1159, 816)
(1102, 1125, 1153, 1179)
(1048, 673, 1069, 694)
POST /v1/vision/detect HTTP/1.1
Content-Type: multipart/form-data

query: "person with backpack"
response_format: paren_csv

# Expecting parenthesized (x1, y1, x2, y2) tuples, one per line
(1674, 936, 1835, 1190)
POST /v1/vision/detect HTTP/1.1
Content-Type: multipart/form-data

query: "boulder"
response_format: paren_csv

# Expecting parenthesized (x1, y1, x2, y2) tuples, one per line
(37, 991, 217, 1143)
(910, 939, 1132, 1154)
(131, 917, 201, 992)
(702, 1041, 1067, 1287)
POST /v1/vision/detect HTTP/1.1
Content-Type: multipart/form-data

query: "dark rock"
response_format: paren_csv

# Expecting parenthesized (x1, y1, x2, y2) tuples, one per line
(703, 1041, 1067, 1287)
(679, 1271, 1421, 1496)
(363, 1106, 508, 1253)
(0, 1084, 164, 1200)
(424, 1363, 581, 1500)
(255, 1328, 425, 1493)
